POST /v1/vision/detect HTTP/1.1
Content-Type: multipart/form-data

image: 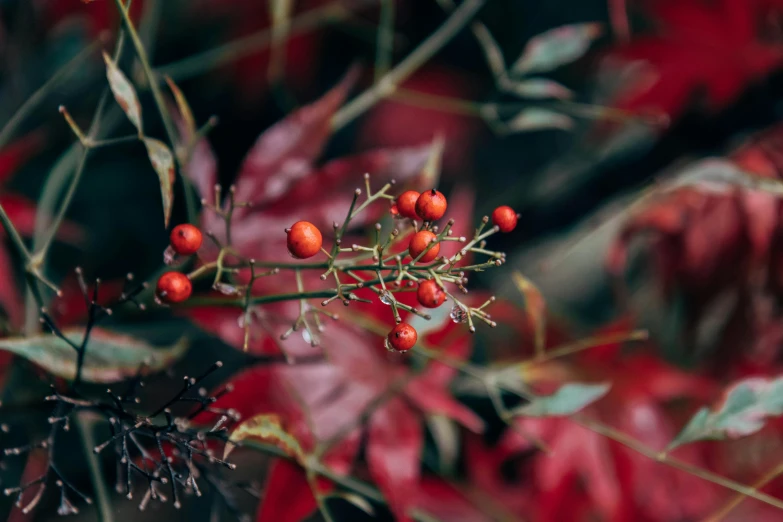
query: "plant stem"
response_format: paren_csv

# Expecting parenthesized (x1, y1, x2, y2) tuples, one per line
(112, 0, 198, 224)
(331, 0, 486, 130)
(374, 0, 395, 82)
(76, 412, 114, 522)
(703, 460, 783, 522)
(0, 203, 30, 261)
(156, 1, 368, 82)
(0, 41, 101, 150)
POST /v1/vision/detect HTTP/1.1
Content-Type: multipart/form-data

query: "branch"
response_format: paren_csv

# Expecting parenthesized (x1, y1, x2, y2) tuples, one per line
(331, 0, 487, 130)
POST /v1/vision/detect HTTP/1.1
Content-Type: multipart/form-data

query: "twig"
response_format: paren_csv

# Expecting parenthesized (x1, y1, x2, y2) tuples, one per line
(331, 0, 487, 130)
(75, 413, 113, 522)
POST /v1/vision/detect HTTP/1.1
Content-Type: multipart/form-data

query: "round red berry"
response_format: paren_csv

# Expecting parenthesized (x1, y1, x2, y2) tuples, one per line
(415, 189, 448, 221)
(417, 279, 446, 308)
(492, 206, 518, 233)
(156, 272, 192, 303)
(287, 221, 323, 259)
(387, 323, 418, 352)
(395, 190, 420, 219)
(409, 230, 440, 263)
(170, 224, 203, 256)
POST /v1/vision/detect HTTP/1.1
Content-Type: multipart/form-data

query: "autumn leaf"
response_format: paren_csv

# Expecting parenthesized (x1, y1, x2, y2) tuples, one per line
(669, 376, 783, 450)
(142, 137, 176, 228)
(103, 52, 143, 134)
(225, 413, 306, 463)
(514, 383, 611, 417)
(0, 329, 188, 383)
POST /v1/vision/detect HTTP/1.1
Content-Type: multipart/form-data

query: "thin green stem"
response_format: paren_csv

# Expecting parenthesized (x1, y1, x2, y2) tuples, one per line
(76, 412, 113, 522)
(112, 0, 198, 224)
(332, 0, 486, 130)
(0, 41, 101, 150)
(156, 1, 365, 82)
(0, 203, 30, 261)
(374, 0, 395, 82)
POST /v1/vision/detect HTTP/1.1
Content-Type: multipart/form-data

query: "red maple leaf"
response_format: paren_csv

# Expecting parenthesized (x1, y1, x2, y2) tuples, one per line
(607, 0, 783, 120)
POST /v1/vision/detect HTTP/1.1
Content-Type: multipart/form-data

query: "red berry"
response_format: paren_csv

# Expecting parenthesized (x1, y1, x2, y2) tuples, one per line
(408, 230, 440, 262)
(156, 272, 192, 303)
(417, 279, 446, 308)
(415, 189, 448, 221)
(287, 221, 323, 259)
(492, 206, 518, 233)
(395, 190, 420, 219)
(387, 323, 418, 352)
(170, 224, 203, 256)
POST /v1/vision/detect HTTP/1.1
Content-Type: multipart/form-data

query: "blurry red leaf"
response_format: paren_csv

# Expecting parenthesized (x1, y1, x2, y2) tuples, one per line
(607, 0, 783, 119)
(233, 67, 358, 207)
(367, 398, 423, 522)
(0, 194, 82, 243)
(255, 458, 319, 522)
(0, 245, 22, 329)
(413, 478, 495, 522)
(0, 133, 45, 184)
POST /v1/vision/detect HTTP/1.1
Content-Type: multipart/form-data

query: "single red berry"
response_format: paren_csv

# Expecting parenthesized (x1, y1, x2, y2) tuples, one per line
(387, 323, 418, 352)
(170, 224, 203, 256)
(396, 190, 420, 219)
(417, 279, 446, 308)
(287, 221, 323, 259)
(492, 205, 518, 233)
(156, 272, 192, 304)
(409, 230, 440, 262)
(415, 189, 448, 221)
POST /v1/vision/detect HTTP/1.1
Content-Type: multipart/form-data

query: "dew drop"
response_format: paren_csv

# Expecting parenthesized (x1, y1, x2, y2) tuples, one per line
(390, 204, 400, 216)
(379, 290, 394, 305)
(162, 245, 179, 266)
(449, 304, 468, 324)
(302, 329, 312, 344)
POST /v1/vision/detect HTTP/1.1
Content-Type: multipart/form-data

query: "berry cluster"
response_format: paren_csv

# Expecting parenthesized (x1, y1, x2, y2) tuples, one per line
(153, 176, 518, 354)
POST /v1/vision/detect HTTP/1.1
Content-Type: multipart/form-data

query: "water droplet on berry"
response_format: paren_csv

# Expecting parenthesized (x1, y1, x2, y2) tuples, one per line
(449, 304, 468, 324)
(163, 245, 179, 266)
(237, 313, 246, 328)
(384, 337, 399, 353)
(390, 204, 400, 216)
(379, 290, 393, 305)
(213, 282, 239, 296)
(302, 329, 312, 344)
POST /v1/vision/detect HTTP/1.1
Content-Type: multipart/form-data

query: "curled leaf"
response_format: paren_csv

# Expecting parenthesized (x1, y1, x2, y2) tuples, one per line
(514, 382, 611, 417)
(511, 23, 602, 75)
(669, 376, 783, 450)
(103, 52, 143, 133)
(512, 272, 546, 357)
(226, 413, 306, 463)
(165, 76, 196, 151)
(142, 137, 176, 228)
(0, 329, 188, 383)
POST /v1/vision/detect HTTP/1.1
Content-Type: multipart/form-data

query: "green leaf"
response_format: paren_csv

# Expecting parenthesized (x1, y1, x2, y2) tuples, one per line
(506, 108, 574, 133)
(328, 492, 375, 517)
(0, 328, 188, 383)
(505, 78, 573, 100)
(103, 52, 143, 134)
(225, 414, 306, 464)
(142, 137, 176, 228)
(511, 23, 602, 76)
(515, 382, 610, 417)
(669, 376, 783, 450)
(512, 272, 546, 357)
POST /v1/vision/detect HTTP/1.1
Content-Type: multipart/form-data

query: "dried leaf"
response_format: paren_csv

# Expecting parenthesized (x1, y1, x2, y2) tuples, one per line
(512, 272, 546, 357)
(165, 76, 196, 147)
(506, 108, 574, 133)
(0, 329, 188, 383)
(142, 137, 176, 228)
(226, 413, 306, 463)
(102, 52, 143, 133)
(514, 383, 611, 417)
(511, 23, 602, 75)
(505, 78, 573, 100)
(669, 376, 783, 450)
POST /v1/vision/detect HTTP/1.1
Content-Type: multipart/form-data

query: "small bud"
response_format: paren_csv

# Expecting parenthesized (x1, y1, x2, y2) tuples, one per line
(355, 188, 362, 196)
